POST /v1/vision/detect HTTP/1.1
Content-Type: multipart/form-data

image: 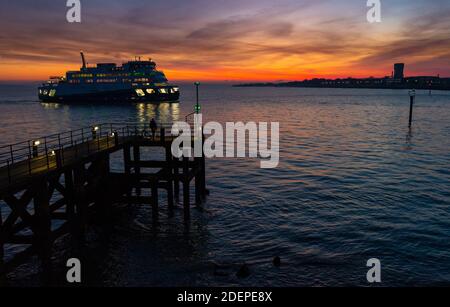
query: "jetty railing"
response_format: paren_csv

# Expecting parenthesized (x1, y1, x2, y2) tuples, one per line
(0, 122, 180, 186)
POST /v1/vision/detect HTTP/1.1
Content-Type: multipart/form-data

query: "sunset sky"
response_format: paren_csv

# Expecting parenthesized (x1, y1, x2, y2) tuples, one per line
(0, 0, 449, 82)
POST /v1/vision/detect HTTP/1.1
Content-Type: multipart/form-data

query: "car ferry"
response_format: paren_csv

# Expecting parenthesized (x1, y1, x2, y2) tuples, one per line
(38, 52, 180, 103)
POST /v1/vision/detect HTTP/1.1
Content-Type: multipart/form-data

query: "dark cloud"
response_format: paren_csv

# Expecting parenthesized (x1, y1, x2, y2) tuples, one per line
(352, 8, 450, 75)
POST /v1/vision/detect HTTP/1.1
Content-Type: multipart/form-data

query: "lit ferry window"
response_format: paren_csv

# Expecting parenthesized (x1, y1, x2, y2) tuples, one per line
(135, 89, 145, 97)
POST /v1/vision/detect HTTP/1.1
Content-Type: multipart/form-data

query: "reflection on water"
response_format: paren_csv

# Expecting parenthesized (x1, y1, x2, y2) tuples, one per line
(40, 102, 62, 109)
(405, 128, 413, 150)
(1, 84, 450, 286)
(136, 102, 180, 124)
(0, 99, 181, 146)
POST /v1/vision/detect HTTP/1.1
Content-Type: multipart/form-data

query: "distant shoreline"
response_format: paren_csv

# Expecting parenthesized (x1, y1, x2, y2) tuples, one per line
(234, 77, 450, 91)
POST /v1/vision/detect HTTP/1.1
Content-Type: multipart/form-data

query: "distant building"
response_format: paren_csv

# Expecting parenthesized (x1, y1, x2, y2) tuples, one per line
(394, 63, 405, 79)
(235, 62, 450, 90)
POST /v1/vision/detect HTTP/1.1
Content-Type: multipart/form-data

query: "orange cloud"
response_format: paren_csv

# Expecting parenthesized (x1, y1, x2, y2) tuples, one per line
(1, 1, 449, 82)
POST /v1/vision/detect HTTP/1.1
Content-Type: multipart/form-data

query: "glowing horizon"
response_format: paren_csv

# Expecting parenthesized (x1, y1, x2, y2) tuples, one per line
(1, 0, 449, 82)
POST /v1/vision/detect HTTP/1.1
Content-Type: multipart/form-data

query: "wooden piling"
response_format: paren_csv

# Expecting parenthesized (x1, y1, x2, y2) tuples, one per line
(73, 166, 87, 239)
(33, 180, 52, 269)
(96, 154, 111, 214)
(165, 145, 174, 210)
(409, 95, 414, 128)
(183, 156, 190, 220)
(133, 145, 141, 196)
(123, 144, 131, 199)
(195, 157, 202, 205)
(64, 170, 77, 237)
(201, 132, 207, 198)
(174, 158, 180, 201)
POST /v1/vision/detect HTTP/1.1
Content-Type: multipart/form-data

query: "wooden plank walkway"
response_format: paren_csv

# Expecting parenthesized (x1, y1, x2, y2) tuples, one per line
(0, 123, 179, 195)
(0, 137, 115, 192)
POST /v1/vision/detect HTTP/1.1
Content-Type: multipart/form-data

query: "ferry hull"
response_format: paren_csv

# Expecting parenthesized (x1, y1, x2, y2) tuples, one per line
(38, 88, 180, 104)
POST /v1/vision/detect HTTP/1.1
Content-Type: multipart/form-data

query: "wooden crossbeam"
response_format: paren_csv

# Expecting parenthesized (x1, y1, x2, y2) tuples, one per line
(3, 188, 35, 232)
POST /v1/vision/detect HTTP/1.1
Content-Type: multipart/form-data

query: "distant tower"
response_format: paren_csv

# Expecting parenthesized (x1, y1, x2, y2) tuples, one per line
(394, 63, 405, 79)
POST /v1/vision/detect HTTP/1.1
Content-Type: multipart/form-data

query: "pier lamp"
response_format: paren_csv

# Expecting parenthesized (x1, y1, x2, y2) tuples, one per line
(112, 130, 119, 145)
(92, 126, 99, 139)
(194, 82, 201, 114)
(32, 140, 40, 158)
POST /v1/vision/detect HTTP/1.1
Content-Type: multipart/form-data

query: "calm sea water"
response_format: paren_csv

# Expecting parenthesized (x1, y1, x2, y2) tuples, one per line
(1, 83, 450, 286)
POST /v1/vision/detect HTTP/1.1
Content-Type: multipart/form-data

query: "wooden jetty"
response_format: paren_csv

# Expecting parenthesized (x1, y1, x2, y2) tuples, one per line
(0, 123, 207, 275)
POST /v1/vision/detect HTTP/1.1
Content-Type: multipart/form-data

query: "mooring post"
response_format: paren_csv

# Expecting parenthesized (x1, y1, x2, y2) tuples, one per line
(33, 180, 52, 270)
(123, 144, 132, 199)
(183, 156, 190, 220)
(133, 144, 141, 196)
(409, 89, 416, 128)
(166, 145, 174, 210)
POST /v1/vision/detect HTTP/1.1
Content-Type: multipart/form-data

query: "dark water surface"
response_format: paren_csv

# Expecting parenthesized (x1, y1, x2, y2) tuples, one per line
(1, 83, 450, 286)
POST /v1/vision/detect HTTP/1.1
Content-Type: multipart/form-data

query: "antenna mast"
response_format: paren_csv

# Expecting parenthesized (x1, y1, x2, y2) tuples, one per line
(80, 51, 87, 69)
